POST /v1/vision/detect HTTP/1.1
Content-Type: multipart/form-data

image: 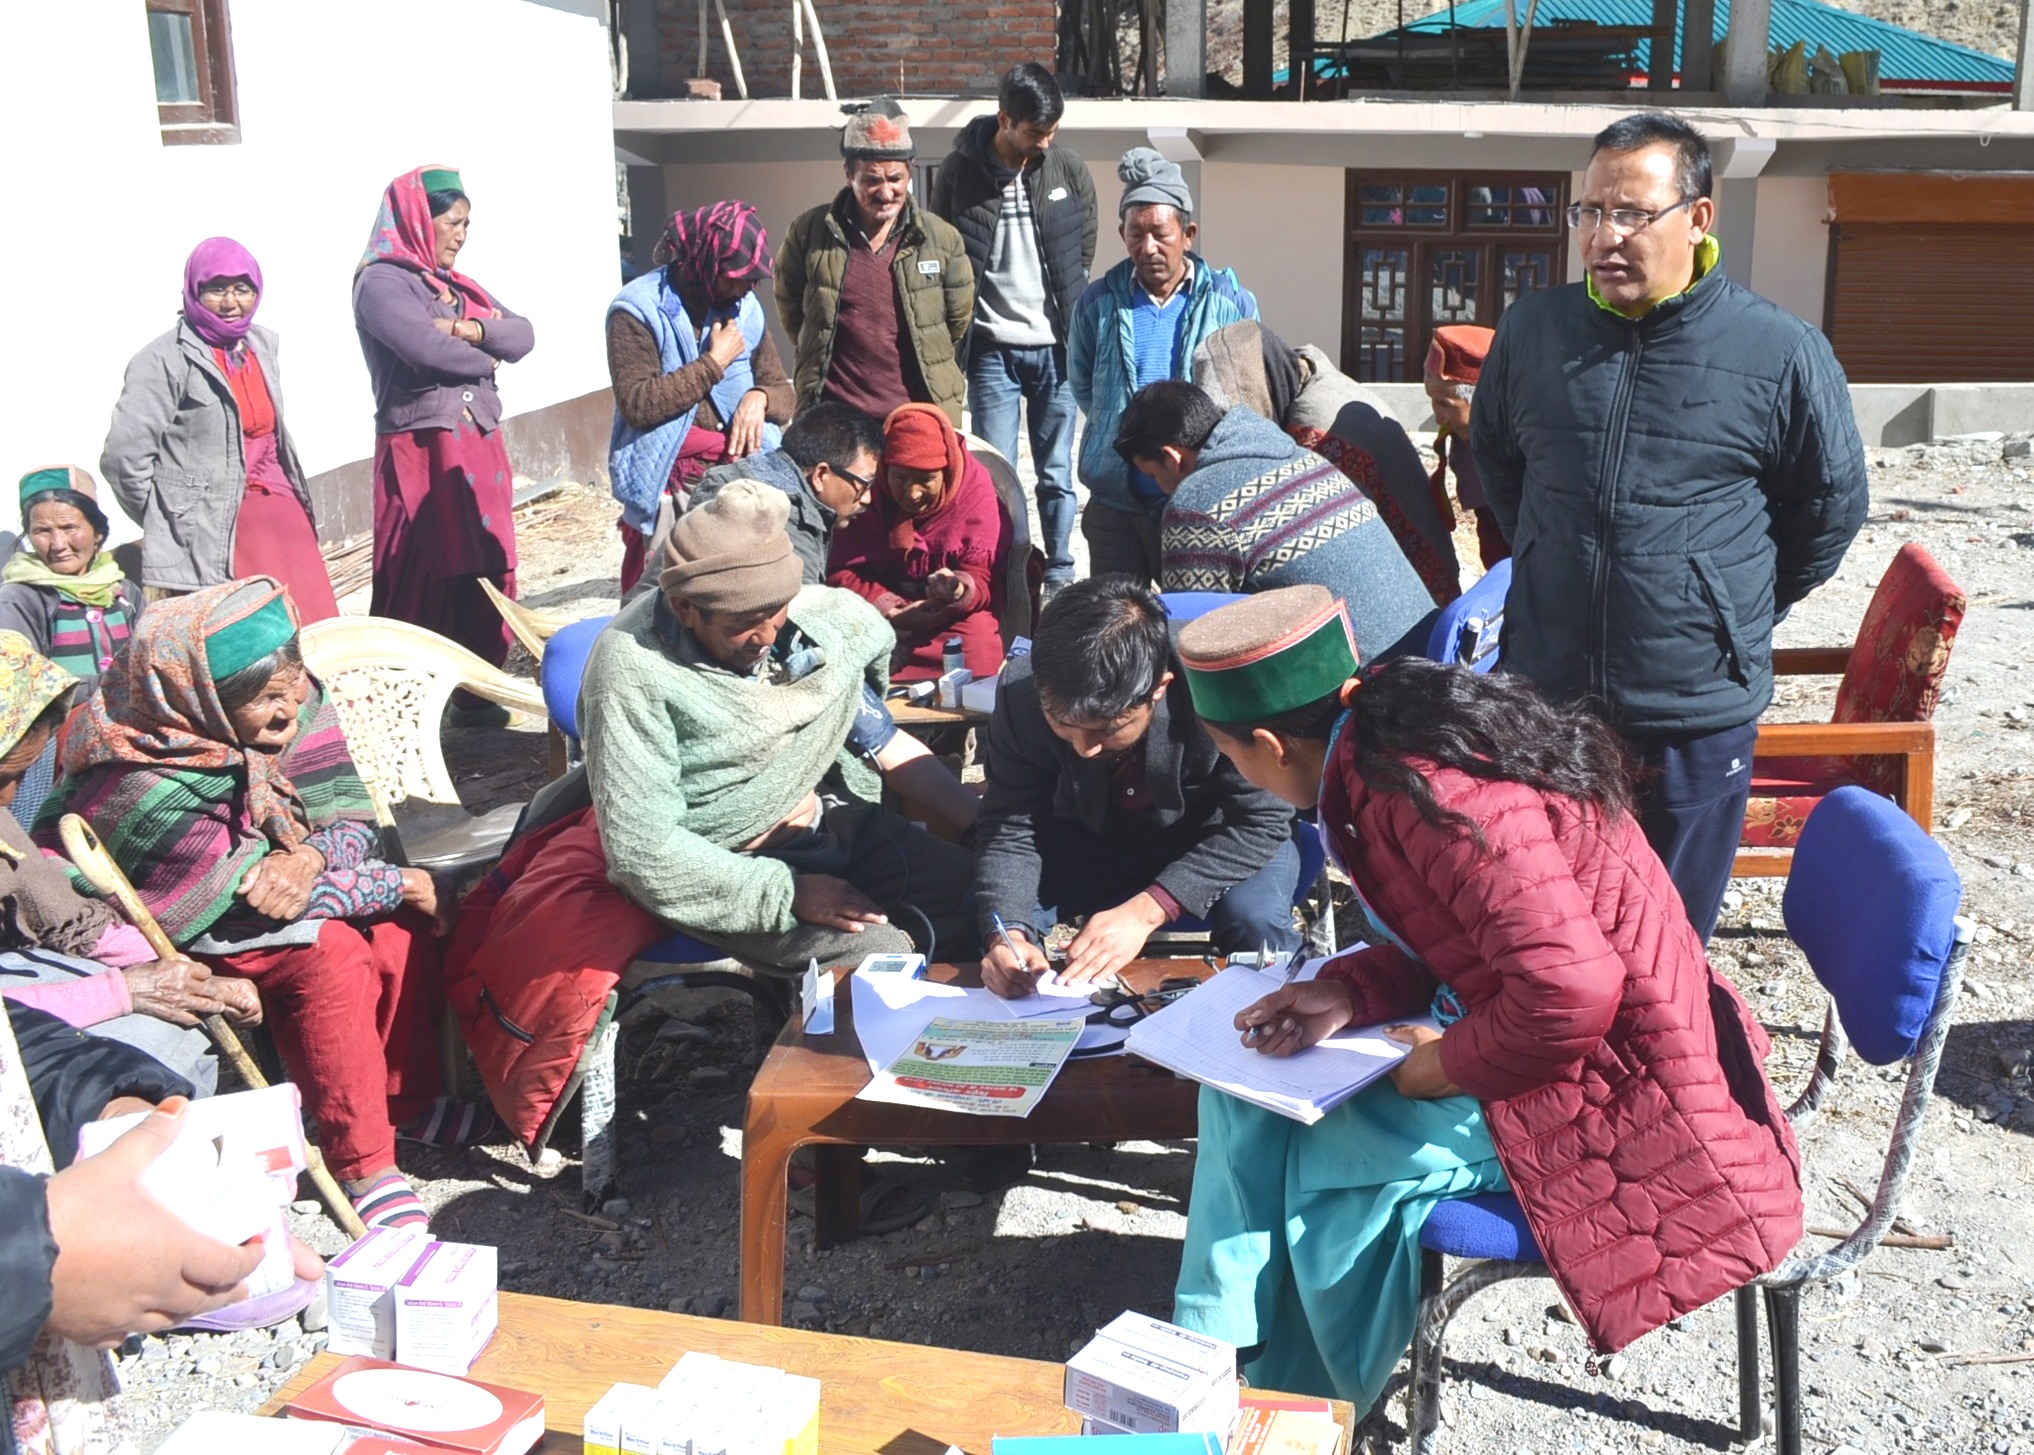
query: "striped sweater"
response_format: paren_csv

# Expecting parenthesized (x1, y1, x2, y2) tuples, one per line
(1159, 405, 1435, 663)
(34, 687, 391, 945)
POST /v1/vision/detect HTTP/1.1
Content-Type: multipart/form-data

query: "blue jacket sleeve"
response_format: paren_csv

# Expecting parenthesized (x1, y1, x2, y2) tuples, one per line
(0, 1166, 56, 1375)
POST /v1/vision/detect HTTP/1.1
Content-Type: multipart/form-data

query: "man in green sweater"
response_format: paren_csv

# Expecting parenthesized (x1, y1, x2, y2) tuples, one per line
(580, 478, 977, 972)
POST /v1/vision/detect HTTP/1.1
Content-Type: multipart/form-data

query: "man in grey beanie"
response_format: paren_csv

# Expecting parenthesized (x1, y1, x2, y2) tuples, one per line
(581, 477, 978, 974)
(1066, 147, 1258, 583)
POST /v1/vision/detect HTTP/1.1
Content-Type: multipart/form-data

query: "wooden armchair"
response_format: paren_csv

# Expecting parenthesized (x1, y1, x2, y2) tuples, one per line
(300, 615, 547, 875)
(1736, 543, 1966, 878)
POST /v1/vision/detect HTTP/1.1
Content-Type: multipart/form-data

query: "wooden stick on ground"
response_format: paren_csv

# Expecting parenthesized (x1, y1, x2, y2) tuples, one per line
(1806, 1224, 1955, 1250)
(57, 814, 367, 1241)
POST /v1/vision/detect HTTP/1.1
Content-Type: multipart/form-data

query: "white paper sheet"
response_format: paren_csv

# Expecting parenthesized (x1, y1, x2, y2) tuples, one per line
(999, 968, 1101, 1019)
(1124, 964, 1429, 1124)
(849, 970, 1018, 1072)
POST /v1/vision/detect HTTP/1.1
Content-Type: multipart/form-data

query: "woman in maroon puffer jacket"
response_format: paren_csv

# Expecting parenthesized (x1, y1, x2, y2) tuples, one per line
(1170, 585, 1802, 1405)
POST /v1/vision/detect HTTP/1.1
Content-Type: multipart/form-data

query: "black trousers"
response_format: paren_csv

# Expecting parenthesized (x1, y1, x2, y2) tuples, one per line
(1624, 719, 1759, 944)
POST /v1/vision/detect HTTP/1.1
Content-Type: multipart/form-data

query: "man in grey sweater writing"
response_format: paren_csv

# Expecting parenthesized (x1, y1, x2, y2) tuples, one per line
(579, 479, 977, 972)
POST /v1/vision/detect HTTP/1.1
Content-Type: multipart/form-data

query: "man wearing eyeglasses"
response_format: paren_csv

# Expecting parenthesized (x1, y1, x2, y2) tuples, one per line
(683, 401, 883, 584)
(1471, 111, 1867, 943)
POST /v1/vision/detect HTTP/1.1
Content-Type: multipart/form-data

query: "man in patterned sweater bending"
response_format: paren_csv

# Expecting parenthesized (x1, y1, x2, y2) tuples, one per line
(1113, 380, 1436, 663)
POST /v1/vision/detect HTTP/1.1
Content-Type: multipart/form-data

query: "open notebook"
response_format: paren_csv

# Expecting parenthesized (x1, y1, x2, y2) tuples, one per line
(1124, 964, 1431, 1124)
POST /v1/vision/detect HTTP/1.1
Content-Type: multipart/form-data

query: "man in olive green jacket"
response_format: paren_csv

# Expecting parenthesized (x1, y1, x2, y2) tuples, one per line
(775, 99, 974, 425)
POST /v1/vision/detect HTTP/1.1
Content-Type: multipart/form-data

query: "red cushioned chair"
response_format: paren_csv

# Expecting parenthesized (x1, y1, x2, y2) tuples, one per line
(1736, 543, 1966, 878)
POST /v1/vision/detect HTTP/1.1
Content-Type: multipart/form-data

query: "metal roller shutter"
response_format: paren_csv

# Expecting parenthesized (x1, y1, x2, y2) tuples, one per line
(1826, 224, 2034, 383)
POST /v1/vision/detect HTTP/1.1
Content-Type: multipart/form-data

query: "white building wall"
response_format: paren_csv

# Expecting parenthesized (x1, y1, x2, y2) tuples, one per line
(3, 0, 620, 541)
(1198, 162, 1349, 362)
(1749, 175, 1833, 328)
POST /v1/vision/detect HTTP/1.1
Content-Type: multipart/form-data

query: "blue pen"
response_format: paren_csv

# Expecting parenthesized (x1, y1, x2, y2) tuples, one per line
(989, 912, 1028, 967)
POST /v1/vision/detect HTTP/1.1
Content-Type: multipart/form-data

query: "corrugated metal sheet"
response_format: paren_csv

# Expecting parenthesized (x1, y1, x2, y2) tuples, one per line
(1397, 0, 2012, 88)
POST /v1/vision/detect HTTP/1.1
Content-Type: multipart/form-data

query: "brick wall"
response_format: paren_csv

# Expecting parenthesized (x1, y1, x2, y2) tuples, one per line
(647, 0, 1058, 99)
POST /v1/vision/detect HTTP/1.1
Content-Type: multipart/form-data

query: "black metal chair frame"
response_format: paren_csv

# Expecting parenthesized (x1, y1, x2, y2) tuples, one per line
(1409, 917, 1972, 1455)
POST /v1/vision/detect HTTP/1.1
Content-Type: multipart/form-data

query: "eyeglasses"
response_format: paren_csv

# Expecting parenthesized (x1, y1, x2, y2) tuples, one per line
(197, 281, 258, 301)
(1565, 198, 1695, 236)
(825, 461, 875, 496)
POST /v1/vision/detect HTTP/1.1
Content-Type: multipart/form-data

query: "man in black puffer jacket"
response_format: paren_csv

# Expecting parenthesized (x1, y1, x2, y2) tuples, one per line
(1473, 112, 1867, 942)
(931, 63, 1097, 592)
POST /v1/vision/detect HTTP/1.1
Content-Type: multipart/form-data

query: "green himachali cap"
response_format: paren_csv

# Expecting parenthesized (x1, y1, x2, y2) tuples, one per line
(420, 168, 464, 195)
(1177, 585, 1360, 726)
(205, 593, 296, 681)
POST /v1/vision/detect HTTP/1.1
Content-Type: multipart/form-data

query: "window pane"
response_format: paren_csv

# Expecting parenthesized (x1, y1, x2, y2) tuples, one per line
(1407, 185, 1449, 227)
(149, 10, 201, 105)
(1430, 249, 1481, 324)
(1503, 250, 1558, 310)
(1359, 184, 1404, 227)
(1359, 247, 1410, 321)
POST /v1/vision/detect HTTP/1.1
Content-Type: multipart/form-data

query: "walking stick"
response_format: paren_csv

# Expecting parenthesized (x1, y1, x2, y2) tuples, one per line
(57, 814, 367, 1241)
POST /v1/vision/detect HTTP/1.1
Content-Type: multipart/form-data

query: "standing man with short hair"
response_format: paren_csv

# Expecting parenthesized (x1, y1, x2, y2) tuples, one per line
(1472, 112, 1868, 941)
(776, 99, 974, 426)
(932, 63, 1097, 598)
(1068, 149, 1257, 584)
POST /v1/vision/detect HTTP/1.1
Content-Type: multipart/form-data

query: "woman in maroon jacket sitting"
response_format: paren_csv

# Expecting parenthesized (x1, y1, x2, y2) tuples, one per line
(1169, 584, 1803, 1407)
(826, 403, 1009, 681)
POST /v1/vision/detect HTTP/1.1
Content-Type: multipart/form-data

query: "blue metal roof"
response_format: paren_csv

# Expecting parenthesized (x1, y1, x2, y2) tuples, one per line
(1395, 0, 2012, 89)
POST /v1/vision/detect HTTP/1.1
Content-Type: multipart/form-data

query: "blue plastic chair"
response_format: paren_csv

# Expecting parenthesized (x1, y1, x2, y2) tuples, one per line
(1407, 786, 1969, 1455)
(1423, 558, 1511, 672)
(1160, 591, 1249, 623)
(528, 611, 793, 1195)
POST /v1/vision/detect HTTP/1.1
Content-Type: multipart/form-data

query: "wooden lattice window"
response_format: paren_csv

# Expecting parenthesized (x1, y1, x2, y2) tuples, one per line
(1343, 173, 1569, 382)
(147, 0, 239, 145)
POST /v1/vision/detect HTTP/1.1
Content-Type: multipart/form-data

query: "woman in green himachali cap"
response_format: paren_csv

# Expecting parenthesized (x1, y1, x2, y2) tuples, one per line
(1166, 584, 1802, 1408)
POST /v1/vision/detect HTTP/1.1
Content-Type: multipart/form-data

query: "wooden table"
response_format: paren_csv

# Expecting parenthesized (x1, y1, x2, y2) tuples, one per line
(887, 699, 987, 728)
(265, 1291, 1354, 1452)
(742, 958, 1209, 1326)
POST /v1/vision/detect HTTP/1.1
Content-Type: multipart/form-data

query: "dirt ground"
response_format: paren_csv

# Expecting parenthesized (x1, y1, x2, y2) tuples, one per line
(119, 435, 2034, 1453)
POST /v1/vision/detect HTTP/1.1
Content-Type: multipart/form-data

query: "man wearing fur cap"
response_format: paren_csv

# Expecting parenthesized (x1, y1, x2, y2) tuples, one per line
(776, 98, 975, 427)
(580, 478, 978, 972)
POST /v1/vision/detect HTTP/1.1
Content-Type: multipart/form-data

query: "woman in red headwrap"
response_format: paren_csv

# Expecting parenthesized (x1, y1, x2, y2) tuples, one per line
(826, 403, 1010, 681)
(102, 238, 339, 622)
(1423, 324, 1509, 571)
(606, 200, 795, 593)
(351, 167, 534, 717)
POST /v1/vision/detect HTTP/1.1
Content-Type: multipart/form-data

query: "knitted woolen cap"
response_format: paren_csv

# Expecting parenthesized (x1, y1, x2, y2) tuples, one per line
(841, 98, 915, 162)
(1118, 146, 1193, 219)
(658, 478, 803, 614)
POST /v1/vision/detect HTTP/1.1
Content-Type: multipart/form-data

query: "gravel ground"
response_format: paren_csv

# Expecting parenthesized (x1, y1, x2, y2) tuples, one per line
(118, 434, 2034, 1451)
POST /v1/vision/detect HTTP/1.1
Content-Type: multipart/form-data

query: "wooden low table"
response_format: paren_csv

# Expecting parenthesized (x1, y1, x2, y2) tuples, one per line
(887, 699, 988, 728)
(742, 958, 1209, 1326)
(265, 1290, 1354, 1451)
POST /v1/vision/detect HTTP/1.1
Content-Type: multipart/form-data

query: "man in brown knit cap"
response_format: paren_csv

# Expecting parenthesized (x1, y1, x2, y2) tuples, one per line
(580, 478, 978, 973)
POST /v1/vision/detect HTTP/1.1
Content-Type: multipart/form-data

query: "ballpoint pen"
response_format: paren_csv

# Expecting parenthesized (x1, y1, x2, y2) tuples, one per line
(989, 913, 1034, 984)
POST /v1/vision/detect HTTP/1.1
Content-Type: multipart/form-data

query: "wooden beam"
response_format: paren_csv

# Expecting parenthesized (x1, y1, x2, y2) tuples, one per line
(1722, 0, 1771, 105)
(1647, 0, 1676, 89)
(1290, 0, 1316, 96)
(1243, 0, 1275, 98)
(2018, 0, 2034, 110)
(1683, 0, 1716, 91)
(1165, 0, 1207, 96)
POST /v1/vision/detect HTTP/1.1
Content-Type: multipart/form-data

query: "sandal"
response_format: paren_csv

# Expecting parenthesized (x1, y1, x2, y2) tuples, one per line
(786, 1173, 930, 1238)
(398, 1098, 501, 1150)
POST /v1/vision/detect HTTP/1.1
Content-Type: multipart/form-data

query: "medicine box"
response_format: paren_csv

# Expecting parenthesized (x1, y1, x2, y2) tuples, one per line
(584, 1382, 657, 1455)
(325, 1227, 431, 1359)
(393, 1240, 499, 1375)
(960, 674, 998, 715)
(1063, 1332, 1238, 1437)
(1094, 1312, 1236, 1385)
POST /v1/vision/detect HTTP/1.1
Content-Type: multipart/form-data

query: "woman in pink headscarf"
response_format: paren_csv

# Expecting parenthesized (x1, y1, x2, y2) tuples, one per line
(351, 167, 534, 712)
(101, 238, 340, 622)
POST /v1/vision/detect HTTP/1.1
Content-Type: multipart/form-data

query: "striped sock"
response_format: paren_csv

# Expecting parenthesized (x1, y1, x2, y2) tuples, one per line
(351, 1171, 430, 1232)
(398, 1098, 500, 1150)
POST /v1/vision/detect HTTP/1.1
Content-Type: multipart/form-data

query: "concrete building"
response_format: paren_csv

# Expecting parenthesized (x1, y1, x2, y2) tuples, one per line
(618, 93, 2034, 440)
(4, 0, 622, 550)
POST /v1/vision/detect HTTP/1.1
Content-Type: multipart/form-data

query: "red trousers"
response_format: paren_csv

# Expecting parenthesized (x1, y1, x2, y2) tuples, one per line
(212, 913, 444, 1181)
